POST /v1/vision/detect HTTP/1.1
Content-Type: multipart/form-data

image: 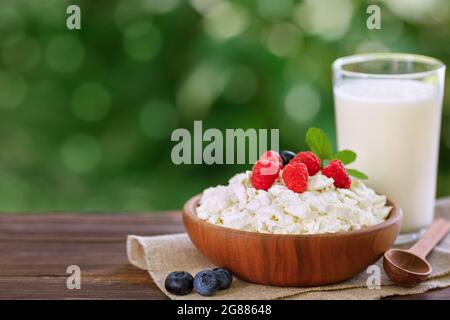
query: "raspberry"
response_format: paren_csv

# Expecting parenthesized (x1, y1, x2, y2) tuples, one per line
(291, 151, 321, 176)
(259, 150, 283, 169)
(282, 162, 309, 193)
(322, 160, 351, 189)
(251, 159, 280, 191)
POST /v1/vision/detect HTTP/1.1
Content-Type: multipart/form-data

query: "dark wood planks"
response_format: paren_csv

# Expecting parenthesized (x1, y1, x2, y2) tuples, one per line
(0, 212, 183, 299)
(0, 202, 449, 300)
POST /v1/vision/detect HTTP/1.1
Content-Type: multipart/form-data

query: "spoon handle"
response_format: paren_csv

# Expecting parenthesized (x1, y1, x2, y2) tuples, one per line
(409, 218, 450, 259)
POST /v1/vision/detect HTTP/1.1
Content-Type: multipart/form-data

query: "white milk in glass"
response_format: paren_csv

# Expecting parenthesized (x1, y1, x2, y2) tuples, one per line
(334, 79, 442, 233)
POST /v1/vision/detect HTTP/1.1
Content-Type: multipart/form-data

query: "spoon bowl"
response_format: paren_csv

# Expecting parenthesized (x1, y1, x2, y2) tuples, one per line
(383, 218, 450, 286)
(383, 249, 431, 286)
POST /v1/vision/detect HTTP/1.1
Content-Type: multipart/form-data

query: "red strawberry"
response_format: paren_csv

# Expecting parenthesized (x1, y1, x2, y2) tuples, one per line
(282, 162, 309, 193)
(322, 160, 351, 189)
(291, 151, 321, 176)
(251, 159, 280, 191)
(260, 150, 283, 170)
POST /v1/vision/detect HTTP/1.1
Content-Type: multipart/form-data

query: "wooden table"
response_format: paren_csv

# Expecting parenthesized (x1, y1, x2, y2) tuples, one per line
(1, 199, 450, 300)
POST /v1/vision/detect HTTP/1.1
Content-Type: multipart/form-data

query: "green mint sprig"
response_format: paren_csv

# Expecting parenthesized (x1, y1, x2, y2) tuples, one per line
(346, 168, 368, 180)
(305, 127, 368, 180)
(305, 128, 333, 161)
(333, 149, 356, 165)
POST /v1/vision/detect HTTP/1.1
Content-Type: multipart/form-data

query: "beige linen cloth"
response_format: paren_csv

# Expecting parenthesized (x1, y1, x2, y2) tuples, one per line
(127, 199, 450, 300)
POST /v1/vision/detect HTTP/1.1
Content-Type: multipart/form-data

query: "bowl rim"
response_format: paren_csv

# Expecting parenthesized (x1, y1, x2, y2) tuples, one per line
(183, 193, 402, 239)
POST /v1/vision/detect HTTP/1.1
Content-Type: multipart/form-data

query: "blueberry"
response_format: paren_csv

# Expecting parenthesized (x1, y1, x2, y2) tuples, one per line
(280, 150, 296, 166)
(194, 270, 219, 296)
(213, 268, 233, 290)
(164, 271, 193, 295)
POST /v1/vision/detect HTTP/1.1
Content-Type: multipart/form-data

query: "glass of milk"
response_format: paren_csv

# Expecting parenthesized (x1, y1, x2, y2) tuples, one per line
(332, 53, 445, 244)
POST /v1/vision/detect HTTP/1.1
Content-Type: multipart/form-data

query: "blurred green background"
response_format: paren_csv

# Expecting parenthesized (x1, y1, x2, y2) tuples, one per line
(0, 0, 450, 212)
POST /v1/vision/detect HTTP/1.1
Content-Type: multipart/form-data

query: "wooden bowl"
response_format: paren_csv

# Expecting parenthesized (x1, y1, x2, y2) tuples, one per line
(183, 194, 402, 286)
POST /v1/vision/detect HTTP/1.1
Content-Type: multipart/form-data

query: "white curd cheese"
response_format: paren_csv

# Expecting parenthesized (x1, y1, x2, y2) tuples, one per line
(196, 171, 392, 234)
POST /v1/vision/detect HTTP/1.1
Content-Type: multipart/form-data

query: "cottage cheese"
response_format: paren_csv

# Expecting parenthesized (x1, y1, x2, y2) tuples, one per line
(196, 171, 391, 234)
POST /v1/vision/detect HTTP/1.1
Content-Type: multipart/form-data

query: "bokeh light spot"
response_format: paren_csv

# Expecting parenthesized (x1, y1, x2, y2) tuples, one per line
(177, 63, 226, 118)
(382, 0, 449, 24)
(72, 82, 111, 122)
(139, 100, 178, 139)
(61, 134, 102, 173)
(266, 22, 302, 57)
(3, 36, 42, 72)
(123, 21, 161, 62)
(0, 71, 27, 109)
(294, 0, 353, 41)
(0, 6, 25, 42)
(189, 0, 222, 14)
(23, 0, 70, 26)
(284, 84, 321, 124)
(45, 34, 85, 73)
(284, 56, 321, 83)
(257, 0, 294, 20)
(204, 2, 248, 40)
(114, 1, 142, 33)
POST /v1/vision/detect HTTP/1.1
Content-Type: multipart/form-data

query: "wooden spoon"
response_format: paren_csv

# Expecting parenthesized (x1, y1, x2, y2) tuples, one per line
(383, 218, 450, 286)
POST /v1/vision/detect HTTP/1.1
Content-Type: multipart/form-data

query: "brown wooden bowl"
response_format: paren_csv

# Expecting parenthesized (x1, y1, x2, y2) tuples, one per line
(183, 194, 402, 286)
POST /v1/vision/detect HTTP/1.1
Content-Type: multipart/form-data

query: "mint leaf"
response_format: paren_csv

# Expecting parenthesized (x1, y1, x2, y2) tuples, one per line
(334, 149, 357, 165)
(305, 128, 334, 161)
(347, 168, 368, 180)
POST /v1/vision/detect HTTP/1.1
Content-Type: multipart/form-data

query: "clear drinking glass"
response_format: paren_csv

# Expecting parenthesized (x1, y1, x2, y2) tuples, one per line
(332, 53, 445, 244)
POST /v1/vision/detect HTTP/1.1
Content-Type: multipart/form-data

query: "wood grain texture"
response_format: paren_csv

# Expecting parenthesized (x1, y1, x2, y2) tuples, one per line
(409, 218, 450, 258)
(0, 201, 449, 299)
(184, 195, 402, 286)
(0, 212, 183, 300)
(383, 218, 450, 286)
